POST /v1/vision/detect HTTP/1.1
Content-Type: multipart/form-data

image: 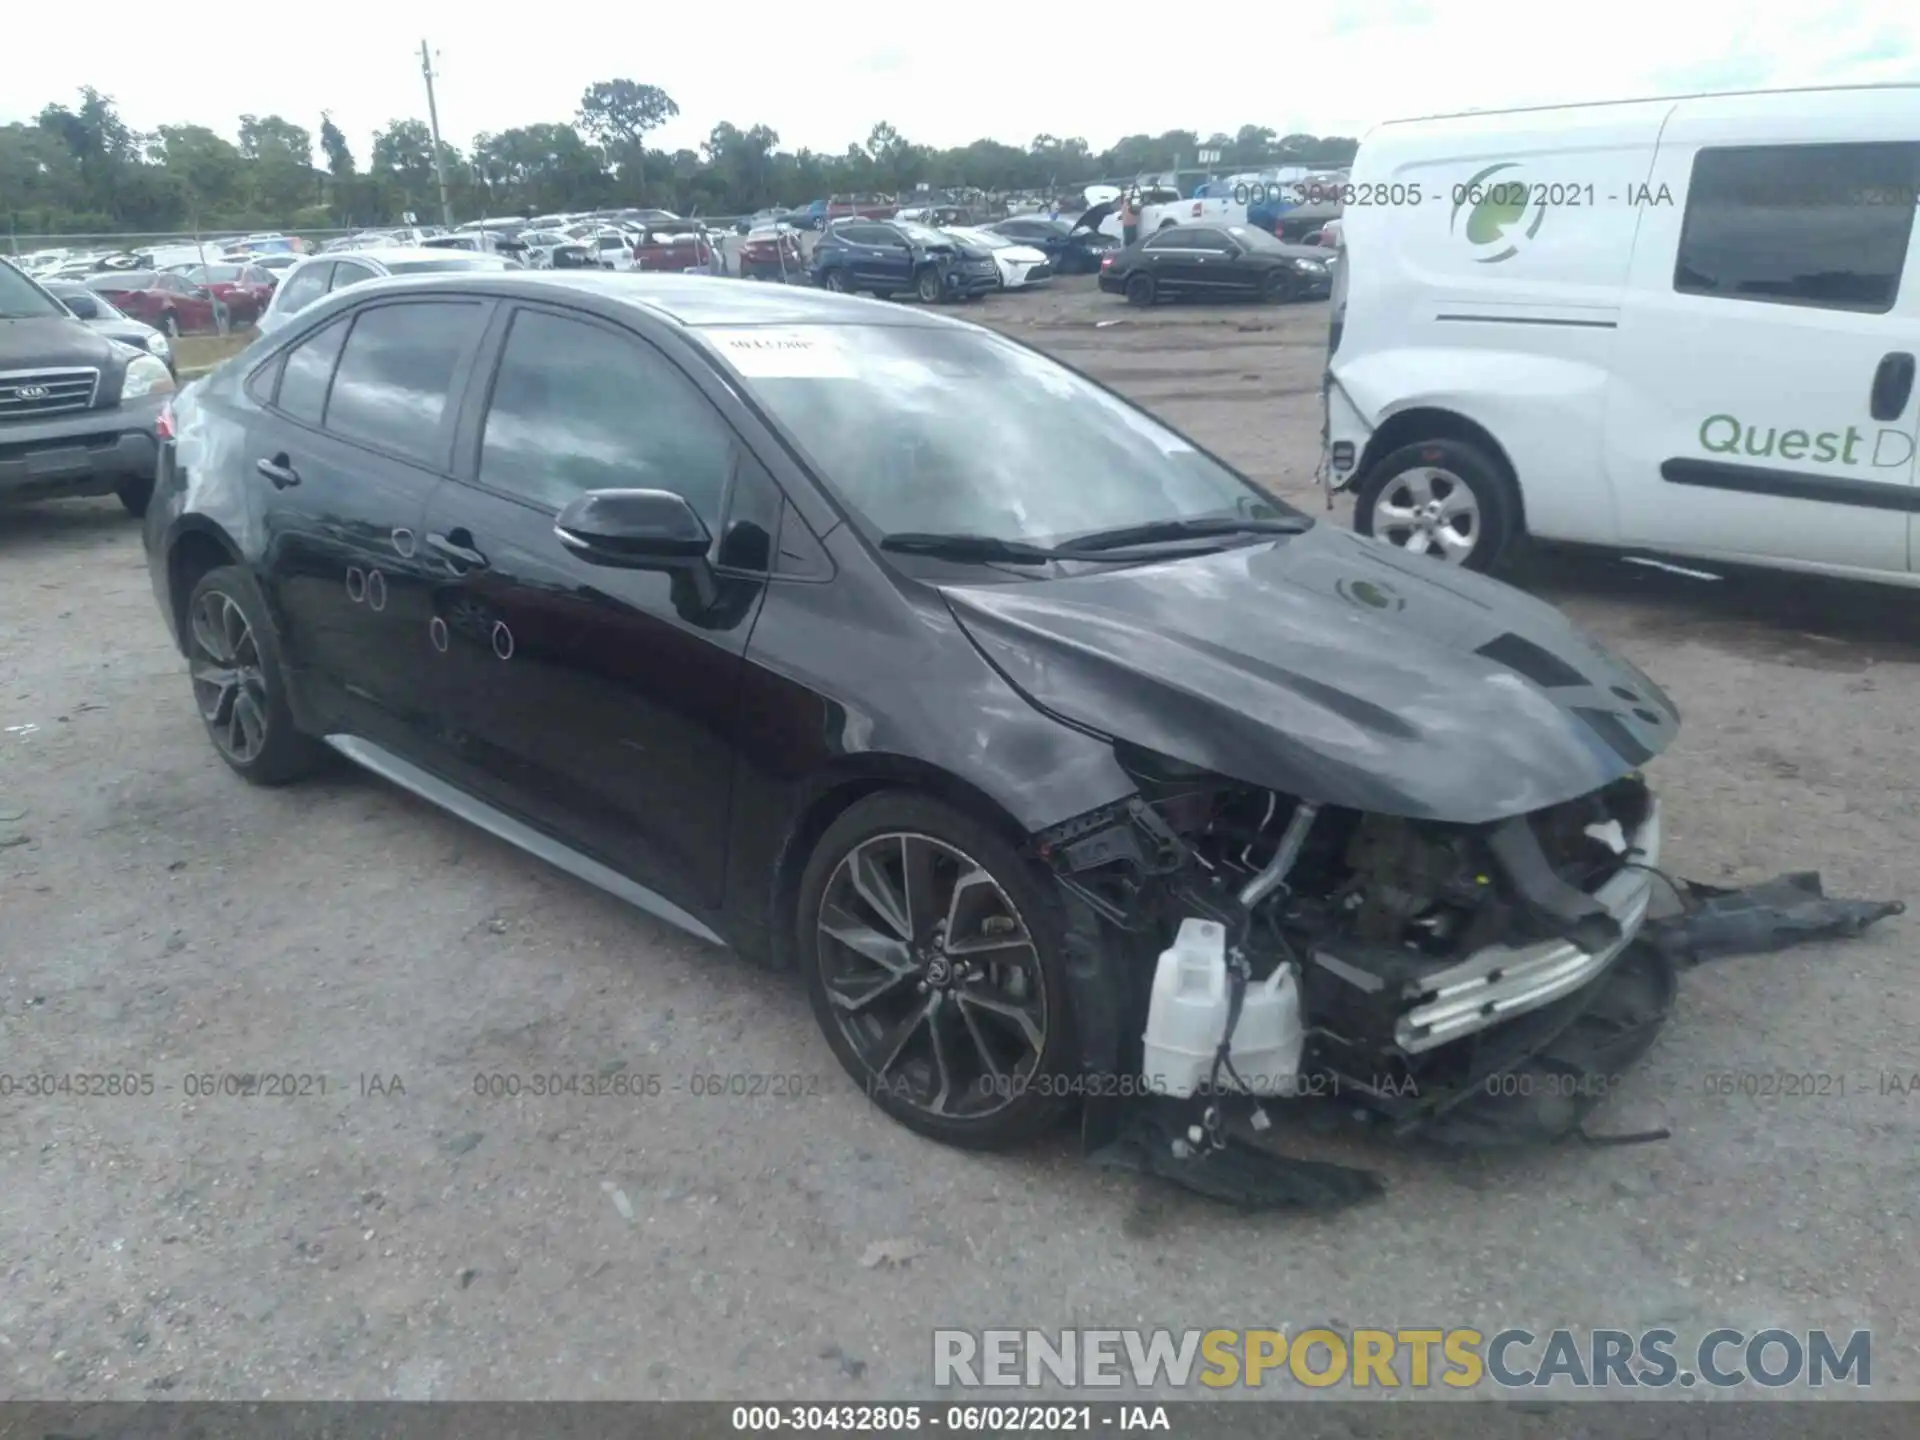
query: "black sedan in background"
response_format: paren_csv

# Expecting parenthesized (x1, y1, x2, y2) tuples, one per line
(1098, 223, 1335, 305)
(145, 272, 1684, 1169)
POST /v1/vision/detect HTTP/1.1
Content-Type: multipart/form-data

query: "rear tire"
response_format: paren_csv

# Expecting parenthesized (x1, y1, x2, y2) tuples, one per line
(183, 566, 326, 786)
(798, 791, 1078, 1151)
(1125, 273, 1156, 306)
(1353, 437, 1518, 572)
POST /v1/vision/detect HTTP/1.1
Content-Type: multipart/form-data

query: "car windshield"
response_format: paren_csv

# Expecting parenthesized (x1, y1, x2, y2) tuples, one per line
(953, 229, 1010, 249)
(50, 285, 129, 320)
(90, 271, 155, 291)
(718, 324, 1298, 548)
(894, 222, 953, 246)
(0, 261, 66, 319)
(191, 265, 244, 282)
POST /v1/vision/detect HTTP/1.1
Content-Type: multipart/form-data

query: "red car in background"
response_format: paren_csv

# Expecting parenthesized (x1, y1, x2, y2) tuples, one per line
(630, 227, 717, 273)
(84, 271, 229, 337)
(739, 224, 804, 280)
(181, 264, 276, 324)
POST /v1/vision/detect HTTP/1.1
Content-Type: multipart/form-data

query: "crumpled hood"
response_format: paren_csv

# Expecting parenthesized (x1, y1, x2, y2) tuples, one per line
(941, 523, 1679, 823)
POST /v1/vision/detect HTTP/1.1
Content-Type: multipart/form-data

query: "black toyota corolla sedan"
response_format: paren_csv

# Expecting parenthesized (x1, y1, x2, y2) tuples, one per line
(144, 272, 1681, 1161)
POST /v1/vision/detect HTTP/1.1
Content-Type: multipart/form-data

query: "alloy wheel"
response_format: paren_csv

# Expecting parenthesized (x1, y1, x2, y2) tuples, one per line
(188, 590, 272, 765)
(1368, 466, 1481, 563)
(815, 832, 1047, 1120)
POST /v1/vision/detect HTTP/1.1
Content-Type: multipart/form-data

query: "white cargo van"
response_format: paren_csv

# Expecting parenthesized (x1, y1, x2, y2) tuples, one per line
(1323, 85, 1920, 585)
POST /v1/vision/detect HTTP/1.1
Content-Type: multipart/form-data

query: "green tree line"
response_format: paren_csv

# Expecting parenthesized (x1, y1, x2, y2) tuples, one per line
(2, 81, 1358, 238)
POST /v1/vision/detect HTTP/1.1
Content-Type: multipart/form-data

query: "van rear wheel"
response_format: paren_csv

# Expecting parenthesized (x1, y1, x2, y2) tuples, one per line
(1354, 438, 1517, 572)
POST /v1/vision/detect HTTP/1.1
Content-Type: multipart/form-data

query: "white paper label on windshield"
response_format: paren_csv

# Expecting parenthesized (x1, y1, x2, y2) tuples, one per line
(710, 329, 856, 378)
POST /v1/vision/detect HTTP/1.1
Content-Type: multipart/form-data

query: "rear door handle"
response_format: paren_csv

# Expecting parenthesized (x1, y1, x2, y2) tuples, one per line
(426, 530, 488, 570)
(1871, 351, 1915, 421)
(255, 455, 299, 489)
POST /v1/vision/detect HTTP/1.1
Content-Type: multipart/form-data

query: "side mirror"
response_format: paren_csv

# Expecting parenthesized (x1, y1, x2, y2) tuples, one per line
(556, 489, 717, 605)
(192, 286, 212, 299)
(555, 487, 710, 557)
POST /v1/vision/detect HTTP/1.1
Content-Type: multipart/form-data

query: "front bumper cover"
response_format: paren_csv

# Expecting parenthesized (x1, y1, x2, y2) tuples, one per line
(0, 394, 164, 503)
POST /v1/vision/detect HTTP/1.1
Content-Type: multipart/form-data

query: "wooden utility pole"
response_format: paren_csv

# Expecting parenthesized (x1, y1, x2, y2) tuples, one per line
(420, 40, 454, 228)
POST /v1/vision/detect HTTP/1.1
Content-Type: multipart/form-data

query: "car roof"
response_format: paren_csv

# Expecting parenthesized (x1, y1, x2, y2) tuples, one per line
(320, 246, 515, 270)
(333, 270, 973, 331)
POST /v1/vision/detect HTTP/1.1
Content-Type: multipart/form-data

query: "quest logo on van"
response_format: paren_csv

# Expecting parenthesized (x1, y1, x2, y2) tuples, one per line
(1698, 414, 1916, 470)
(1452, 163, 1547, 264)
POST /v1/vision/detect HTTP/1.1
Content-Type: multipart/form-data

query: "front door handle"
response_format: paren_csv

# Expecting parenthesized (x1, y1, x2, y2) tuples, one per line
(255, 455, 299, 488)
(426, 530, 489, 571)
(1871, 351, 1915, 421)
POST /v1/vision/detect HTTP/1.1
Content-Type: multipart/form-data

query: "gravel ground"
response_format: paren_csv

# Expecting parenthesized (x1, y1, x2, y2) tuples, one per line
(2, 276, 1917, 1402)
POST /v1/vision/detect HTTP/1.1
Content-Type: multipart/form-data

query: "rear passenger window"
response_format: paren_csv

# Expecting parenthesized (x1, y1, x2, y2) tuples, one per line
(1675, 143, 1920, 314)
(324, 302, 485, 466)
(273, 264, 330, 316)
(276, 317, 348, 426)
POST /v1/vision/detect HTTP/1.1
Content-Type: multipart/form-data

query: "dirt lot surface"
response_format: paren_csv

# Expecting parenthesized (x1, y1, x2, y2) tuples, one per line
(3, 276, 1917, 1401)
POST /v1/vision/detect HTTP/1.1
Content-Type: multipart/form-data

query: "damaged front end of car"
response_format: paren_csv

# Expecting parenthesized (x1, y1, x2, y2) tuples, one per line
(935, 532, 1902, 1207)
(1028, 742, 1904, 1208)
(1036, 745, 1672, 1171)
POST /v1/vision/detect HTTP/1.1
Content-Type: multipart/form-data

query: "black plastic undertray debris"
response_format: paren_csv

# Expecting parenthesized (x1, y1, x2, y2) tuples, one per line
(1091, 871, 1901, 1212)
(1641, 870, 1905, 966)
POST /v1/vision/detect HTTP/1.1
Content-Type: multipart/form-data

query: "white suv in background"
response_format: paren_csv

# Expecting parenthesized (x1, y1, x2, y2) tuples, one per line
(256, 248, 517, 335)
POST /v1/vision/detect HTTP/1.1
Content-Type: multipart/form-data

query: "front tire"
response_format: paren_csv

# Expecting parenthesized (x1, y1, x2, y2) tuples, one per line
(184, 566, 325, 785)
(822, 268, 850, 293)
(1260, 269, 1298, 304)
(915, 267, 943, 304)
(117, 473, 154, 518)
(798, 792, 1077, 1151)
(1353, 437, 1518, 571)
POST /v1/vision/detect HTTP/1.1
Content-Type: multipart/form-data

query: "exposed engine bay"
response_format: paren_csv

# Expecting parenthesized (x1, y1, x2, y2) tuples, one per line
(1039, 744, 1659, 1107)
(1029, 745, 1898, 1207)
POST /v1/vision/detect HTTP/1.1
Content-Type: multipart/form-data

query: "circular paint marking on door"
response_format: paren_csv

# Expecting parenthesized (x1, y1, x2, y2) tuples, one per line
(367, 570, 388, 611)
(1336, 577, 1405, 612)
(491, 621, 514, 661)
(392, 527, 417, 558)
(345, 566, 366, 603)
(429, 616, 449, 653)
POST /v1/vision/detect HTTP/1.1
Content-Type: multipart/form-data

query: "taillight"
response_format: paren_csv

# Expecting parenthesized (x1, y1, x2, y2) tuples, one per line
(156, 402, 176, 441)
(1100, 254, 1114, 269)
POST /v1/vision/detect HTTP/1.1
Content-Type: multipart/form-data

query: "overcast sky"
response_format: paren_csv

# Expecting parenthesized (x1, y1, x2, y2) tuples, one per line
(3, 2, 1914, 161)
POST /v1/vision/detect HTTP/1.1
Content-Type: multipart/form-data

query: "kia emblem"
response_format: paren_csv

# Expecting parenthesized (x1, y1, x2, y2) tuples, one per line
(16, 384, 51, 400)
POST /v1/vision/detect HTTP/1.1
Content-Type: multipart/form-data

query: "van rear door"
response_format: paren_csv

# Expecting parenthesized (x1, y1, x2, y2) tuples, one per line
(1603, 92, 1920, 577)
